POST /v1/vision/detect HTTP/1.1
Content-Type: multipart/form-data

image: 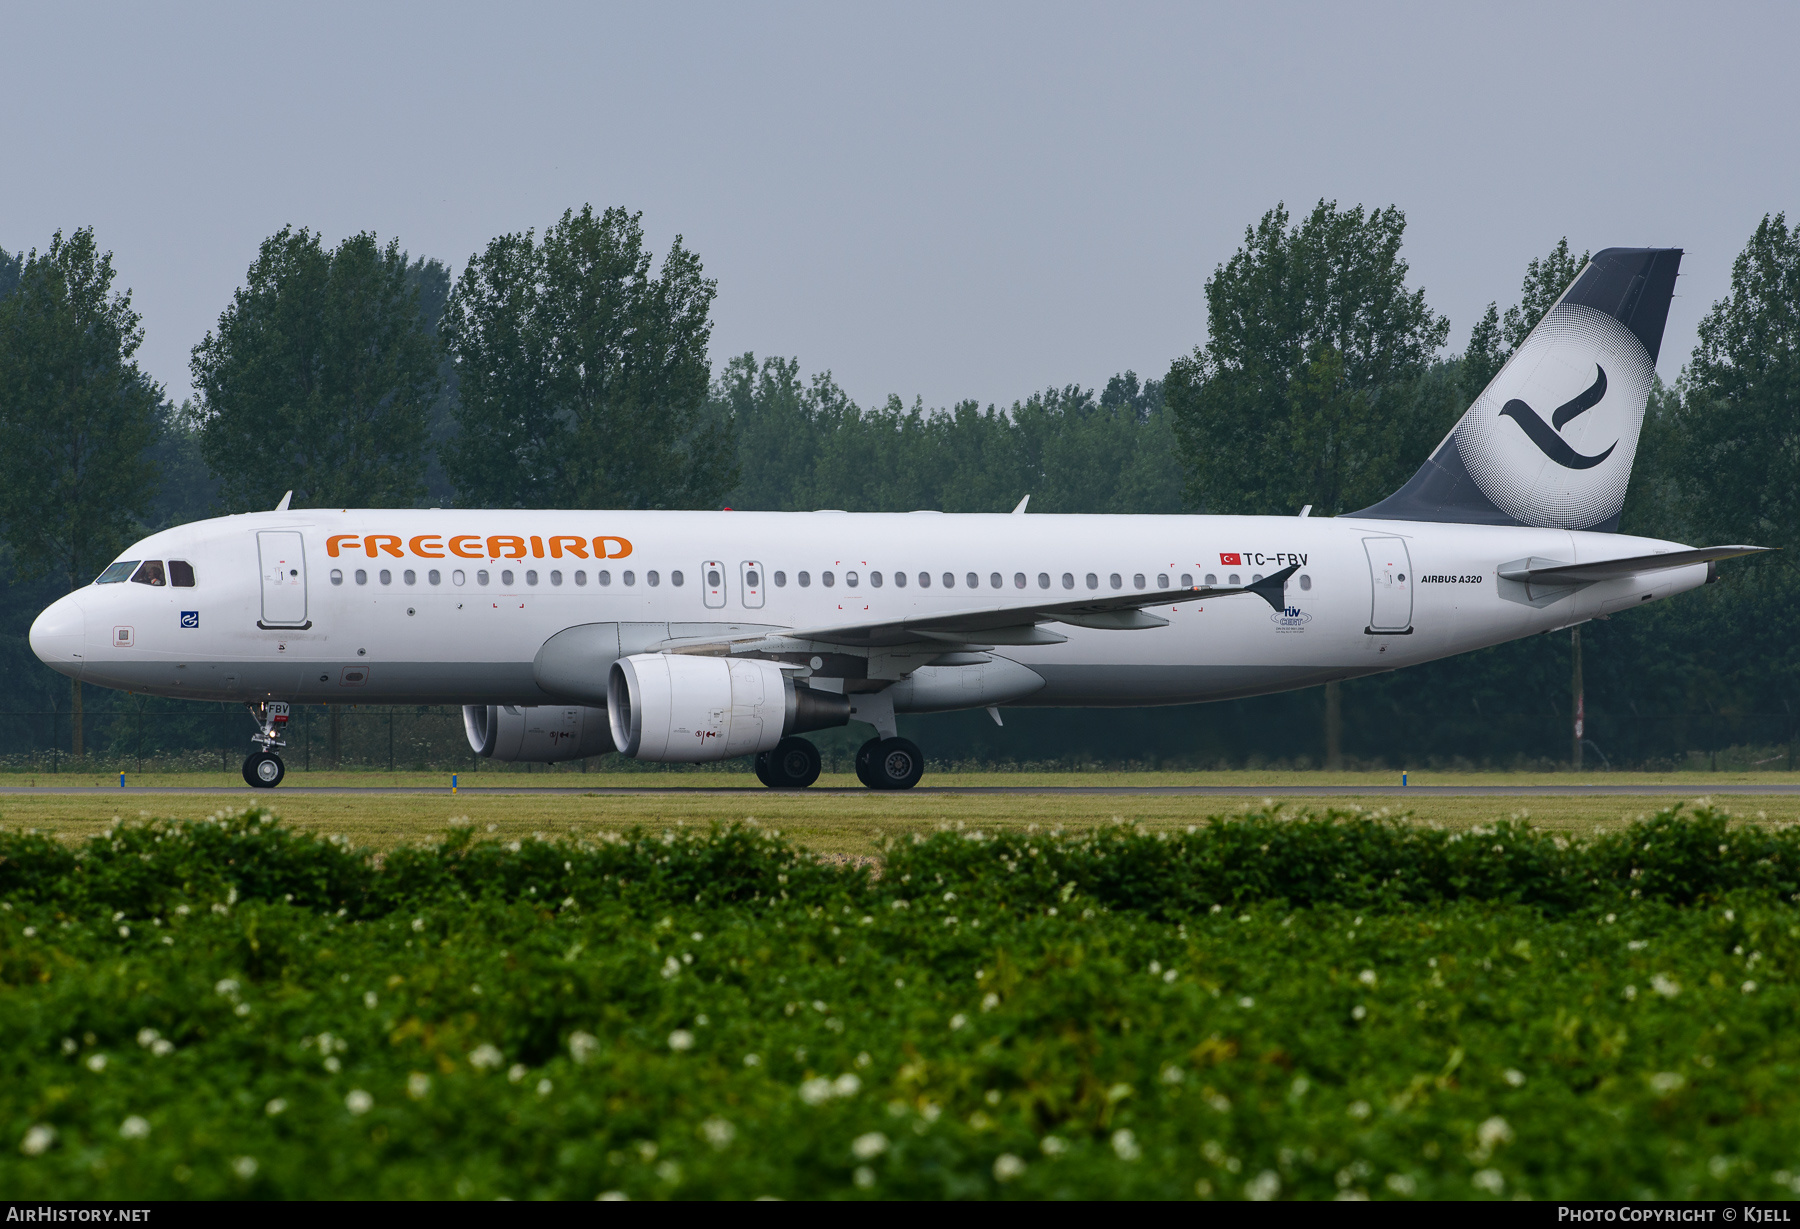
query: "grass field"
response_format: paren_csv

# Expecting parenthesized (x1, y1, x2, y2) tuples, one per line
(3, 804, 1798, 1199)
(3, 787, 1798, 855)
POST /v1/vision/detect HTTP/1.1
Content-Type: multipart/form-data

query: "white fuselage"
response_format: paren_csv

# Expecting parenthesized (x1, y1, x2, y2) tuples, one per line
(28, 509, 1707, 711)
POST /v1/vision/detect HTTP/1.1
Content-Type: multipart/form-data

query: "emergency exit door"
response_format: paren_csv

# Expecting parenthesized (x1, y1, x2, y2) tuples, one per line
(740, 561, 765, 608)
(257, 531, 309, 628)
(1363, 536, 1413, 634)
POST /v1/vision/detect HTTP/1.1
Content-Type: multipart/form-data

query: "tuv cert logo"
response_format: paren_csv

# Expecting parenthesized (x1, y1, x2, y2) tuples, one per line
(1270, 605, 1312, 633)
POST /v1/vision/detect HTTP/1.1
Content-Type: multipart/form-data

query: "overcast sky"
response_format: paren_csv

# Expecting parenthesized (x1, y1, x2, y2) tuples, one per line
(5, 2, 1796, 414)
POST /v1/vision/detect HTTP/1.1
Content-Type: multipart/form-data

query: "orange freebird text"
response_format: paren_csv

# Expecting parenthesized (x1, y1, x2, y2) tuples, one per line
(325, 534, 633, 561)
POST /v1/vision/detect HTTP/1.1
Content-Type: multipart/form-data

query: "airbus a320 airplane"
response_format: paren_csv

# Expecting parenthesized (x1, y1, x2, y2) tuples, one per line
(30, 247, 1764, 789)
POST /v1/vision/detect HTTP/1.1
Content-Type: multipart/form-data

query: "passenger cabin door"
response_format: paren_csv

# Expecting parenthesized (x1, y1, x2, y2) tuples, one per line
(1362, 536, 1413, 634)
(257, 530, 310, 628)
(740, 560, 765, 609)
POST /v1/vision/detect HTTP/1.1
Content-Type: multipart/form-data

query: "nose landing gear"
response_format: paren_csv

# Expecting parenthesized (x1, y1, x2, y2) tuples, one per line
(243, 700, 290, 789)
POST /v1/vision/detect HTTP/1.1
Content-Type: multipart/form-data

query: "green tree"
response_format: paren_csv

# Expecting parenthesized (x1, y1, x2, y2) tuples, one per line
(1165, 200, 1450, 516)
(0, 228, 161, 755)
(1673, 213, 1800, 552)
(190, 227, 440, 511)
(0, 246, 22, 300)
(404, 256, 460, 505)
(443, 207, 733, 509)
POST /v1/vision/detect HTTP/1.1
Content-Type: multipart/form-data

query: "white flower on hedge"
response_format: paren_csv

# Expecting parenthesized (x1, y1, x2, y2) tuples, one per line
(1504, 1069, 1526, 1087)
(536, 1079, 553, 1096)
(1358, 969, 1377, 987)
(1110, 1129, 1140, 1161)
(660, 956, 681, 980)
(1472, 1168, 1505, 1194)
(667, 1030, 694, 1052)
(799, 1077, 834, 1105)
(215, 978, 239, 997)
(468, 1044, 504, 1070)
(507, 1064, 527, 1084)
(1347, 1100, 1371, 1120)
(20, 1125, 54, 1156)
(853, 1166, 876, 1188)
(411, 917, 425, 932)
(1649, 1072, 1685, 1095)
(1477, 1117, 1513, 1152)
(702, 1118, 736, 1149)
(1651, 974, 1681, 998)
(231, 1156, 258, 1180)
(833, 1073, 861, 1097)
(1245, 1170, 1281, 1200)
(136, 1028, 160, 1048)
(993, 1154, 1026, 1181)
(1040, 1135, 1067, 1157)
(981, 993, 1000, 1012)
(264, 1098, 287, 1116)
(119, 1116, 149, 1140)
(1743, 981, 1758, 993)
(363, 991, 378, 1009)
(345, 1089, 373, 1115)
(852, 1132, 888, 1160)
(949, 1014, 967, 1031)
(85, 1054, 108, 1073)
(407, 1073, 432, 1100)
(569, 1032, 599, 1064)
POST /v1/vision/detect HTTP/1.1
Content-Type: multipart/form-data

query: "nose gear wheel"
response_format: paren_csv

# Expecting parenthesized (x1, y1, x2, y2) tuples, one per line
(244, 751, 285, 788)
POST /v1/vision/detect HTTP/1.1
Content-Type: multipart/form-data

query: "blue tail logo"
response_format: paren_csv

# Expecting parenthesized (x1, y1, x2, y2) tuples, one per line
(1498, 366, 1615, 470)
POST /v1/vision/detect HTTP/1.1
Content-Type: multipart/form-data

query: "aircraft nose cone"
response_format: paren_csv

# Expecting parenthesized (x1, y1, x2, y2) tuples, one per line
(29, 595, 87, 677)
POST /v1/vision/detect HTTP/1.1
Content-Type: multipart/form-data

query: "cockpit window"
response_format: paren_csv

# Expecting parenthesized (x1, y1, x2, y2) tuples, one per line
(95, 561, 138, 584)
(130, 560, 166, 586)
(169, 560, 196, 587)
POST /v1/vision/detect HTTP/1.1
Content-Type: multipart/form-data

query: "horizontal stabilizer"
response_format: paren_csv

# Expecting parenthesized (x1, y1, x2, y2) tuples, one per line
(1498, 545, 1770, 586)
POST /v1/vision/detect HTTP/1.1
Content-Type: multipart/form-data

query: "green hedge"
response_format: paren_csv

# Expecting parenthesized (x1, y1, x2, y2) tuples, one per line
(2, 806, 1797, 1199)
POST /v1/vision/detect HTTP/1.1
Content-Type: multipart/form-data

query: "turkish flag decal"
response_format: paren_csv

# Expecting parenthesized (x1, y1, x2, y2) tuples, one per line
(1219, 553, 1242, 566)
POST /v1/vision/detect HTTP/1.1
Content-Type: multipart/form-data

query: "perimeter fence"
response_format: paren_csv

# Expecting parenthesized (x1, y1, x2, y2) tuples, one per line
(0, 702, 1794, 776)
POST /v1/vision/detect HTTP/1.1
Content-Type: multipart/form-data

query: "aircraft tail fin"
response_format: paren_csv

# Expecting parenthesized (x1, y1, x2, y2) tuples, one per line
(1352, 246, 1682, 531)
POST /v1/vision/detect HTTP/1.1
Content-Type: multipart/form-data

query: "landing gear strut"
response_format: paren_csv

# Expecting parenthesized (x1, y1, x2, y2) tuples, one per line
(755, 737, 822, 789)
(855, 736, 924, 790)
(243, 700, 289, 789)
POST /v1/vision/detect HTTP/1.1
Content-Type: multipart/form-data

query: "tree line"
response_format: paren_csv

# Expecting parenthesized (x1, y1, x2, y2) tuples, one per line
(0, 202, 1796, 768)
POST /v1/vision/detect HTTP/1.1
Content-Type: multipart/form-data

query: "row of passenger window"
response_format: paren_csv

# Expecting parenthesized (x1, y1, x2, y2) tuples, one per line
(329, 567, 681, 588)
(766, 570, 1314, 592)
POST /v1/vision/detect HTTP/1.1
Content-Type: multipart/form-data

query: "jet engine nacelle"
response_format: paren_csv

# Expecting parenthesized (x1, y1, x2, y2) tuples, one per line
(463, 704, 614, 763)
(607, 653, 851, 762)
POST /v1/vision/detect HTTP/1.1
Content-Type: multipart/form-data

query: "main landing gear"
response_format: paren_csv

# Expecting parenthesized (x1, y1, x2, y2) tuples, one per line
(243, 700, 290, 789)
(855, 736, 925, 790)
(755, 736, 822, 789)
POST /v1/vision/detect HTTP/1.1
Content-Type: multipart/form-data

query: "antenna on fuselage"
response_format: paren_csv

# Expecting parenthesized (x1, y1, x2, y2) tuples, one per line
(273, 491, 292, 512)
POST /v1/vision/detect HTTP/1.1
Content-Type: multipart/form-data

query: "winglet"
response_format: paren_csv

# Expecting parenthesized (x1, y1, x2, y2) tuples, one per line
(1012, 494, 1030, 514)
(1248, 564, 1300, 612)
(274, 491, 293, 512)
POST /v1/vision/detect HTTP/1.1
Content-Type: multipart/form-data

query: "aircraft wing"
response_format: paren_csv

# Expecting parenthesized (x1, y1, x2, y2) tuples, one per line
(1498, 546, 1770, 586)
(661, 565, 1299, 654)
